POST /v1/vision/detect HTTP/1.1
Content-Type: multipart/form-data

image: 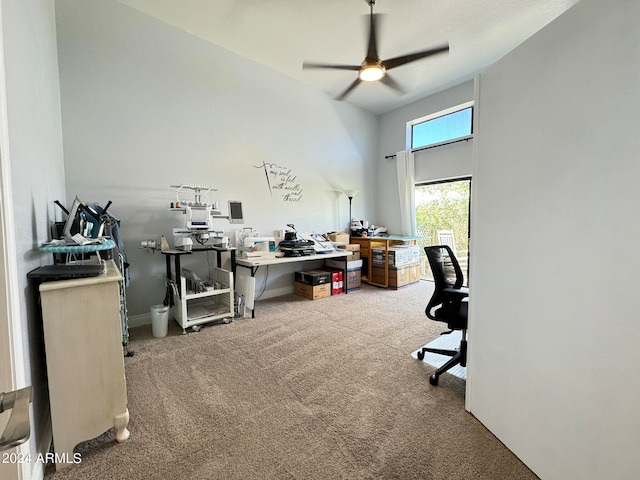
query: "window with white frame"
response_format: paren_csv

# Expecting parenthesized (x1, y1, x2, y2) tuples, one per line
(408, 101, 474, 150)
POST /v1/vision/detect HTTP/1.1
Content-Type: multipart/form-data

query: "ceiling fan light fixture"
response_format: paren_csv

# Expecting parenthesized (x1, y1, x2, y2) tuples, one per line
(302, 0, 449, 100)
(359, 63, 385, 82)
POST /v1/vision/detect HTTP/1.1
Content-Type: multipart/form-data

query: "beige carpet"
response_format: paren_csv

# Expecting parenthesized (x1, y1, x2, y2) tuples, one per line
(45, 281, 537, 480)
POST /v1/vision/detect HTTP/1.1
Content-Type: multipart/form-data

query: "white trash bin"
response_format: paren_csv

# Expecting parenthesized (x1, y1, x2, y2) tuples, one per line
(150, 304, 169, 338)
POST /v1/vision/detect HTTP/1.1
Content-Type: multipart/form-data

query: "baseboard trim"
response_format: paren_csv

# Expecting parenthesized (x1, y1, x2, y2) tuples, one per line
(256, 285, 295, 300)
(128, 285, 296, 329)
(128, 313, 151, 328)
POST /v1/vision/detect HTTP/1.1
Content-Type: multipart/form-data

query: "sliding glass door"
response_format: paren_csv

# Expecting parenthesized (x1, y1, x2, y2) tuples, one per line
(415, 178, 470, 282)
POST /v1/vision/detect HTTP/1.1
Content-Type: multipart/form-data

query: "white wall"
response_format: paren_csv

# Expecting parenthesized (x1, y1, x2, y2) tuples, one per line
(377, 81, 474, 233)
(0, 0, 66, 477)
(55, 0, 378, 317)
(469, 0, 640, 478)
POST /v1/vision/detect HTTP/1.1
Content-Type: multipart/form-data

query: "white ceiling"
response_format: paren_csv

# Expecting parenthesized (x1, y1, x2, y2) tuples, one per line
(115, 0, 580, 115)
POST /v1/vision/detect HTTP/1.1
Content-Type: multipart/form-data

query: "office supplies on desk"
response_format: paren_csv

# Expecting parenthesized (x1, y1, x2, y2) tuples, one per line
(351, 219, 387, 237)
(298, 232, 335, 254)
(279, 224, 314, 256)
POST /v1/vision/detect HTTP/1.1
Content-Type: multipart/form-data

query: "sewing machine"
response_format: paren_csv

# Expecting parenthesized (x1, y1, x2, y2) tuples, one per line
(170, 184, 225, 250)
(241, 236, 278, 258)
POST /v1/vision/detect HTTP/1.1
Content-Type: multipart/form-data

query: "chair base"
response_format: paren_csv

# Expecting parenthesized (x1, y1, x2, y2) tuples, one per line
(417, 334, 467, 386)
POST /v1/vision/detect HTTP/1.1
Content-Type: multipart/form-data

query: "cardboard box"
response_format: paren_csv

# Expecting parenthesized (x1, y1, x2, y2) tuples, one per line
(294, 281, 331, 300)
(390, 263, 421, 288)
(295, 270, 332, 286)
(338, 244, 361, 260)
(345, 269, 361, 291)
(371, 262, 421, 289)
(328, 232, 349, 243)
(324, 258, 362, 291)
(324, 258, 363, 271)
(371, 245, 420, 267)
(320, 268, 344, 295)
(338, 244, 361, 252)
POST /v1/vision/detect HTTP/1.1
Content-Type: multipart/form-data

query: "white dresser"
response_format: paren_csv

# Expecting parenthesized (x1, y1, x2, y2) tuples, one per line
(39, 260, 129, 470)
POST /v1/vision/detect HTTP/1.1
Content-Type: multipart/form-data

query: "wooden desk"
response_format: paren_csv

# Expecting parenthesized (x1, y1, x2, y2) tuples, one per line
(39, 260, 129, 470)
(349, 236, 421, 288)
(236, 250, 352, 317)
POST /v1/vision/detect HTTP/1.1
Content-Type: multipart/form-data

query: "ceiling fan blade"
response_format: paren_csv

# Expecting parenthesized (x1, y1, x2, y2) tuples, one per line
(302, 62, 360, 71)
(366, 13, 381, 61)
(335, 77, 363, 101)
(383, 44, 449, 70)
(380, 73, 405, 95)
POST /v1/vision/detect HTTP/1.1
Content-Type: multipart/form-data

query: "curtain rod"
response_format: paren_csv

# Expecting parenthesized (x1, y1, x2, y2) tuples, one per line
(384, 136, 472, 159)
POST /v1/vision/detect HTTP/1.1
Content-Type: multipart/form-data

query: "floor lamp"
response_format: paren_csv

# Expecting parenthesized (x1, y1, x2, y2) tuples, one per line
(343, 189, 359, 233)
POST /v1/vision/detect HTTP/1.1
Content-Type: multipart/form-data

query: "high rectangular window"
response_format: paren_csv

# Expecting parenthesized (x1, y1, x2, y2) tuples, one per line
(409, 102, 474, 150)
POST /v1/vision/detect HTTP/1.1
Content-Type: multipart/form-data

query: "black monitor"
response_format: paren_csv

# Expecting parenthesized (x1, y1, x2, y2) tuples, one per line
(228, 201, 244, 224)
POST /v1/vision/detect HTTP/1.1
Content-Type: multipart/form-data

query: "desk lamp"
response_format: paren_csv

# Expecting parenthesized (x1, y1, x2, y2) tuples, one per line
(343, 189, 359, 233)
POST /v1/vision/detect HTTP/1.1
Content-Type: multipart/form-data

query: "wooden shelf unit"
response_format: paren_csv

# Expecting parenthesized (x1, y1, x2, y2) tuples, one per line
(349, 236, 421, 288)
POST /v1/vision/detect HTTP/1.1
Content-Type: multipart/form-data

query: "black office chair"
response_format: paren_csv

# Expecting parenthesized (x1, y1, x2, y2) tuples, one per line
(417, 245, 469, 386)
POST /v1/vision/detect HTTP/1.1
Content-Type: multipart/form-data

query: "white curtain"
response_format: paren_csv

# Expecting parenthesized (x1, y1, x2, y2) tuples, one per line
(396, 150, 416, 236)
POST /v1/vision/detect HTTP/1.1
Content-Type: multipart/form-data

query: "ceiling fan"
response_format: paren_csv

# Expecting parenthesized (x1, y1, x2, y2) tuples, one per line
(303, 0, 449, 101)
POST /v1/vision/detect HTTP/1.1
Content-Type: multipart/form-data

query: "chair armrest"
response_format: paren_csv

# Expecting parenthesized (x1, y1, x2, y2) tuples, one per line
(443, 286, 469, 298)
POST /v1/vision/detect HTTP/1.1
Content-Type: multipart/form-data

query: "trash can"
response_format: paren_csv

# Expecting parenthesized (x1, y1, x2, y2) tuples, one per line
(150, 304, 169, 338)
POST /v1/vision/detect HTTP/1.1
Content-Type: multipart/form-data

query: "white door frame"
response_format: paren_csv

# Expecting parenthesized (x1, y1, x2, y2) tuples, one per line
(0, 2, 29, 478)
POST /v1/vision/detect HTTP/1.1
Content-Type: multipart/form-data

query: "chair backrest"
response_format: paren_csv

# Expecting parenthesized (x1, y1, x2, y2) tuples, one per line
(436, 230, 457, 254)
(424, 245, 465, 321)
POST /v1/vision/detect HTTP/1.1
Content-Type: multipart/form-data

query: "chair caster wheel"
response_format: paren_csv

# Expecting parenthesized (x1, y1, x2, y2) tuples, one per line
(417, 350, 425, 361)
(429, 374, 439, 386)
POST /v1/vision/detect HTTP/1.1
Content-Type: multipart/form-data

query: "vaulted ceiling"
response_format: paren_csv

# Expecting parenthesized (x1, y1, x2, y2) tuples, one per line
(116, 0, 580, 114)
